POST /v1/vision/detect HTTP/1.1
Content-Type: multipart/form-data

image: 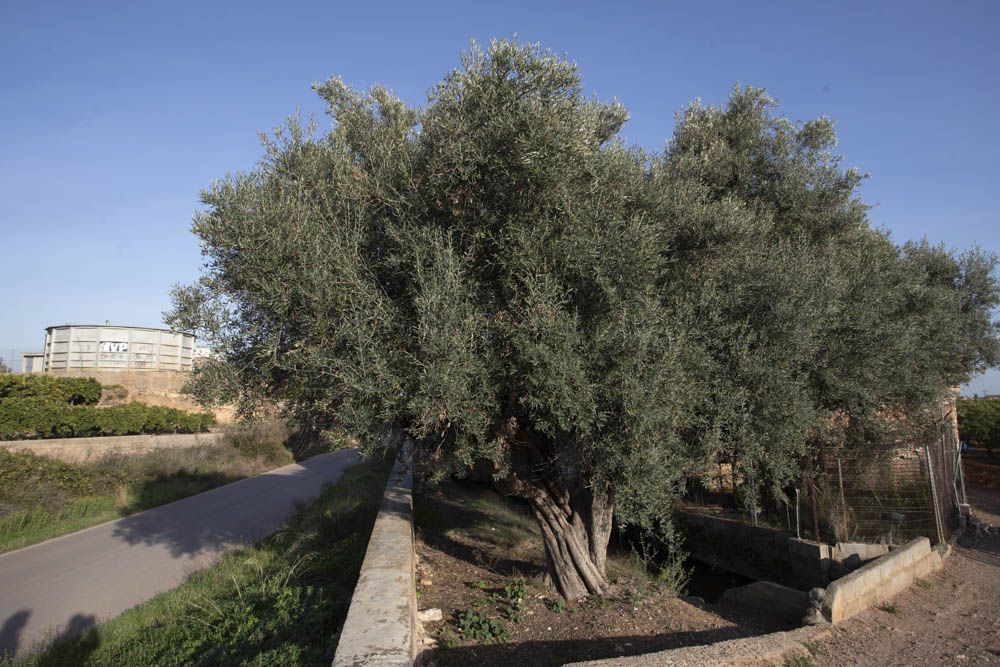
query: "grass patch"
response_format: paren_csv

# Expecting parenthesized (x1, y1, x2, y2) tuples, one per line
(456, 494, 538, 550)
(10, 451, 394, 666)
(0, 436, 294, 554)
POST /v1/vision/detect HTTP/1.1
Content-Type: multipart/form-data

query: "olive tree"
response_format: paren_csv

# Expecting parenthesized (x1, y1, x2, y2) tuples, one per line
(662, 86, 1000, 509)
(169, 43, 1000, 597)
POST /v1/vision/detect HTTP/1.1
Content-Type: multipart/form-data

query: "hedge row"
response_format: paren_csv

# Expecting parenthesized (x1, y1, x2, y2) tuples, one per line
(0, 375, 102, 405)
(0, 398, 216, 440)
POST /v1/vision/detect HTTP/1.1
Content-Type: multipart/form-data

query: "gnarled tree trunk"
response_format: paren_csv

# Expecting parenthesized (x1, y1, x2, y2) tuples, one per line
(497, 428, 615, 599)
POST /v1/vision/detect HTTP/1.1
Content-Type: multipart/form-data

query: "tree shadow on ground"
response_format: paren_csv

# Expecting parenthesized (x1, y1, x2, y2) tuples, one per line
(122, 470, 246, 515)
(110, 452, 354, 558)
(416, 482, 545, 579)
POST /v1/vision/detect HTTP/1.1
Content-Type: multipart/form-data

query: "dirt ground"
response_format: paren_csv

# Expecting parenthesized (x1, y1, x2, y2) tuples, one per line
(413, 481, 788, 667)
(809, 474, 1000, 666)
(414, 461, 1000, 667)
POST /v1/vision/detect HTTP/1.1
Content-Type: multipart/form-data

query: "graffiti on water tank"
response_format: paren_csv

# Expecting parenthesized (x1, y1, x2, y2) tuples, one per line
(99, 342, 129, 353)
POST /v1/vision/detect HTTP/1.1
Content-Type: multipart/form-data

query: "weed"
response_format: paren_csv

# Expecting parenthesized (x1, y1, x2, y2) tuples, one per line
(456, 609, 508, 643)
(914, 577, 934, 589)
(503, 581, 528, 608)
(583, 595, 611, 610)
(876, 602, 900, 615)
(222, 419, 294, 466)
(437, 627, 460, 650)
(503, 606, 524, 624)
(545, 597, 567, 614)
(784, 655, 816, 667)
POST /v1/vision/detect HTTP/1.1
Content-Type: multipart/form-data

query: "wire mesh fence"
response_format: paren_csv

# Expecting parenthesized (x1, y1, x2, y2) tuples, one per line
(683, 413, 964, 547)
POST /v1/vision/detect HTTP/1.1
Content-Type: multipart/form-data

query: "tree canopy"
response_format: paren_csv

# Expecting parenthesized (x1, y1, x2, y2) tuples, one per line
(957, 398, 1000, 456)
(168, 40, 1000, 598)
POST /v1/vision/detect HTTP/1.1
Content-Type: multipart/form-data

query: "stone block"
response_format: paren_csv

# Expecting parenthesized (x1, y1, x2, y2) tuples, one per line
(790, 538, 830, 561)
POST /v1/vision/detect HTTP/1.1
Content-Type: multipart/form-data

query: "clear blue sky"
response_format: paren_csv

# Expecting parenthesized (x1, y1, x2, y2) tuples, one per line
(2, 0, 998, 392)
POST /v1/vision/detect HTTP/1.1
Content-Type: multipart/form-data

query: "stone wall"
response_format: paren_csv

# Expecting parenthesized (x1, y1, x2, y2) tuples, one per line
(0, 431, 225, 464)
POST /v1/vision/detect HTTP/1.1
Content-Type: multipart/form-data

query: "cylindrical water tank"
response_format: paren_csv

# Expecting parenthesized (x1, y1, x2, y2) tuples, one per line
(42, 324, 196, 372)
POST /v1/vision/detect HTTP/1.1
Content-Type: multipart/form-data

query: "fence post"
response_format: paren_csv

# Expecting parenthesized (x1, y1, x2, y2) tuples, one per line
(924, 442, 945, 545)
(795, 487, 801, 540)
(837, 457, 848, 539)
(807, 456, 820, 541)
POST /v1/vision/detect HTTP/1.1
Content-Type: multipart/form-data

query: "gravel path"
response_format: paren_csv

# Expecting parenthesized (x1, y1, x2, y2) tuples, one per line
(809, 482, 1000, 666)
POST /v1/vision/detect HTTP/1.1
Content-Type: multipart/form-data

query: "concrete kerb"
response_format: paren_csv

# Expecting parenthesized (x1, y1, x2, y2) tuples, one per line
(332, 437, 417, 667)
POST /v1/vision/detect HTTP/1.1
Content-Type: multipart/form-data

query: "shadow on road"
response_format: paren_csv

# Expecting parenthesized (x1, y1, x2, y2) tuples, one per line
(0, 612, 99, 666)
(109, 453, 347, 557)
(0, 610, 29, 660)
(28, 614, 99, 667)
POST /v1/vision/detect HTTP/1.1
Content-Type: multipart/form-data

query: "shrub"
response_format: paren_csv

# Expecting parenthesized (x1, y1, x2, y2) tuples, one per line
(0, 375, 102, 405)
(223, 420, 294, 465)
(0, 399, 216, 440)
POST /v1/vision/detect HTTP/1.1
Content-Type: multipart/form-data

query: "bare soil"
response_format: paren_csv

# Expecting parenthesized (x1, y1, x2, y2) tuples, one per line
(809, 471, 1000, 666)
(413, 480, 788, 667)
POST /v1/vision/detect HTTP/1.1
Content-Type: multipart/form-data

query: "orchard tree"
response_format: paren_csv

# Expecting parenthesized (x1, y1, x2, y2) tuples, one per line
(171, 41, 705, 597)
(169, 41, 1000, 597)
(957, 398, 1000, 457)
(659, 87, 1000, 512)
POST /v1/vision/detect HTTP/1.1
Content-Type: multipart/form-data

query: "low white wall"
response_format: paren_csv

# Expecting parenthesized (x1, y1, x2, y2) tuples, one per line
(332, 437, 416, 666)
(0, 432, 224, 464)
(823, 537, 947, 624)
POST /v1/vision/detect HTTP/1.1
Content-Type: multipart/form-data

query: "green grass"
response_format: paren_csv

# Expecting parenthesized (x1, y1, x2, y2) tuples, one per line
(0, 432, 296, 554)
(9, 451, 394, 667)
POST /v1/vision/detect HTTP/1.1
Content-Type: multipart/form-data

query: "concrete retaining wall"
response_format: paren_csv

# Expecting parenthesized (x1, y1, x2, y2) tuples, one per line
(0, 431, 225, 463)
(333, 438, 416, 666)
(822, 537, 947, 624)
(678, 510, 832, 589)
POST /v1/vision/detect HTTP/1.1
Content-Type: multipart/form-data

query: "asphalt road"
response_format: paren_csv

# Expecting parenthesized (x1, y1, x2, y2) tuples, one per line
(0, 448, 360, 659)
